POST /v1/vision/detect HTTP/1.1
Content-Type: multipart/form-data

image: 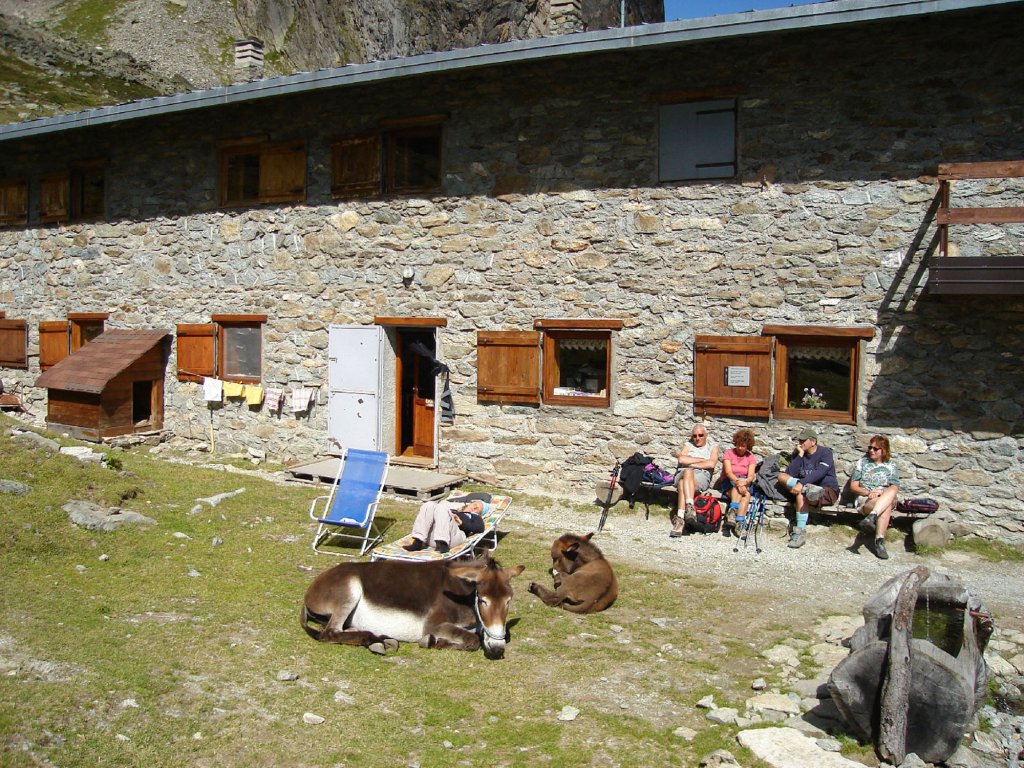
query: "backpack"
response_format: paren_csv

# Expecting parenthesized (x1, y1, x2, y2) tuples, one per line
(685, 494, 722, 533)
(642, 462, 675, 485)
(896, 497, 940, 514)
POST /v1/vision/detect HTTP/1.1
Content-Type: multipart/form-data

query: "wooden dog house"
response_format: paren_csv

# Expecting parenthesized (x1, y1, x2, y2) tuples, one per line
(34, 329, 171, 441)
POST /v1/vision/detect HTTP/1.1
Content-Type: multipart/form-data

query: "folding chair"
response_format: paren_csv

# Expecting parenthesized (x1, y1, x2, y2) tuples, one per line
(309, 448, 390, 556)
(370, 495, 513, 563)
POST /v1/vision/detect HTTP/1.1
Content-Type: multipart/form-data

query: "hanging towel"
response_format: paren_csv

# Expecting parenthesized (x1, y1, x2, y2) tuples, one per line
(265, 388, 283, 412)
(203, 377, 223, 402)
(245, 385, 265, 406)
(223, 381, 245, 398)
(440, 372, 455, 426)
(292, 387, 314, 413)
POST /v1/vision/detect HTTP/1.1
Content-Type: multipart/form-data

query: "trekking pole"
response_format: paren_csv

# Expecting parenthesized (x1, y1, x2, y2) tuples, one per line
(598, 460, 621, 532)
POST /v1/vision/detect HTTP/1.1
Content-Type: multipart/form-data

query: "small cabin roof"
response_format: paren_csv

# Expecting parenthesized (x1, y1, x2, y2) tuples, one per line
(35, 329, 171, 394)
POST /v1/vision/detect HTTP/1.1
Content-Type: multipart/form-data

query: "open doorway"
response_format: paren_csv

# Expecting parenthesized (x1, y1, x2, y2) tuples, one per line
(132, 380, 153, 425)
(396, 328, 436, 460)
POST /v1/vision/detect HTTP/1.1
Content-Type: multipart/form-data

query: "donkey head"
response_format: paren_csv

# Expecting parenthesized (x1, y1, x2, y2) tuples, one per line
(449, 558, 525, 659)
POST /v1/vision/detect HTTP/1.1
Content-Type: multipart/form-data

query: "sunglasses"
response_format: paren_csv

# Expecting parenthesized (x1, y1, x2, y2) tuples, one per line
(691, 433, 706, 438)
(867, 446, 881, 452)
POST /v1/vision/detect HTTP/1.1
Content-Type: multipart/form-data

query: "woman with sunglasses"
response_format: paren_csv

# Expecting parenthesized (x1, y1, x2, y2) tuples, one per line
(670, 425, 720, 537)
(849, 435, 900, 559)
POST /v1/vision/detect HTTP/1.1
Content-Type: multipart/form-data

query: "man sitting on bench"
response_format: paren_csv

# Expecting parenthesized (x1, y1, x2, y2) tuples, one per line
(777, 428, 840, 550)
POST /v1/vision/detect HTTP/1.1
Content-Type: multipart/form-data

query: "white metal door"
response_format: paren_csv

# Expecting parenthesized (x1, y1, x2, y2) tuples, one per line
(328, 325, 383, 452)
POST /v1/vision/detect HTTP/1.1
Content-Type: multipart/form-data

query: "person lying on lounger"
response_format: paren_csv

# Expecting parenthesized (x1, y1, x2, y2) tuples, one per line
(402, 499, 488, 553)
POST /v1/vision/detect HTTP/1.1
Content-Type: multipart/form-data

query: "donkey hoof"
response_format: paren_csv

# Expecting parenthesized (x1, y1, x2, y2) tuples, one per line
(368, 642, 388, 655)
(419, 634, 437, 649)
(383, 638, 399, 652)
(528, 582, 540, 595)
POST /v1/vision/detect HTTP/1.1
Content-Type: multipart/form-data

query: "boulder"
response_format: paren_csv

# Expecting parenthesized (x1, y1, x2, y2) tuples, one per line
(912, 517, 952, 549)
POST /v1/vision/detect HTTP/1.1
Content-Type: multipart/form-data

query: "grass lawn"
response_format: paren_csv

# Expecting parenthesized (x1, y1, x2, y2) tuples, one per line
(0, 419, 850, 767)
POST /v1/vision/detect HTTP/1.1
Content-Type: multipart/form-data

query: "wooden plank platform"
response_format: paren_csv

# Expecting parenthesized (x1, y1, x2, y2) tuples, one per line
(286, 456, 467, 501)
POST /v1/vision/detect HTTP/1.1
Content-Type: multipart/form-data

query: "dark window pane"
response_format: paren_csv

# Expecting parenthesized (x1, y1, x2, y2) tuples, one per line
(225, 152, 261, 203)
(554, 337, 608, 397)
(222, 325, 261, 378)
(389, 130, 440, 192)
(786, 345, 852, 412)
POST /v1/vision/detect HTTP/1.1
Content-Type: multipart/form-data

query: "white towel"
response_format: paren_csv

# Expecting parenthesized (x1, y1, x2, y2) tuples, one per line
(265, 388, 283, 412)
(203, 377, 223, 402)
(292, 388, 313, 413)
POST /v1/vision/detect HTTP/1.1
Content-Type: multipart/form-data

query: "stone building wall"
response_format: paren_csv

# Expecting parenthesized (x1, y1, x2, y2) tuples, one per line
(1, 7, 1022, 540)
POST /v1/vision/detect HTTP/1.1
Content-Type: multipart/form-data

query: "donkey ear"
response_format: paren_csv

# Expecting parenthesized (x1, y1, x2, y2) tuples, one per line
(564, 542, 580, 559)
(447, 565, 485, 583)
(505, 565, 525, 578)
(584, 532, 595, 541)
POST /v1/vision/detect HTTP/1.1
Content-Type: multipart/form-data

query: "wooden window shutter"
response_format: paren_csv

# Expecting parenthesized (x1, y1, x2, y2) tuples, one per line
(0, 319, 28, 368)
(259, 141, 306, 203)
(39, 174, 69, 222)
(176, 324, 216, 381)
(331, 134, 381, 197)
(0, 180, 28, 226)
(693, 335, 773, 418)
(477, 330, 540, 405)
(38, 321, 70, 370)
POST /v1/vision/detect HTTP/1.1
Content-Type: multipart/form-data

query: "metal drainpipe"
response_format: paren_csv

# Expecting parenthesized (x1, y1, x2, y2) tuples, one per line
(620, 0, 626, 27)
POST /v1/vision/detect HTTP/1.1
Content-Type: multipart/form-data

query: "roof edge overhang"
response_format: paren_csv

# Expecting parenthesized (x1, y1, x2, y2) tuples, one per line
(0, 0, 1017, 144)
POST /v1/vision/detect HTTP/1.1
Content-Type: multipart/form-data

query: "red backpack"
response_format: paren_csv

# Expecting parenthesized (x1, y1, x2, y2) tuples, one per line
(686, 494, 722, 533)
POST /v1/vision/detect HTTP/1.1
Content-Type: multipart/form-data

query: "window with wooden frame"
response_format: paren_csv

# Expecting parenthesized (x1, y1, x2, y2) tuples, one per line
(693, 326, 874, 424)
(331, 114, 444, 198)
(69, 160, 106, 221)
(476, 320, 622, 408)
(69, 313, 107, 351)
(218, 138, 306, 207)
(0, 179, 28, 227)
(0, 318, 28, 369)
(658, 98, 737, 182)
(37, 163, 106, 223)
(36, 313, 109, 370)
(767, 326, 873, 424)
(176, 315, 266, 383)
(216, 315, 265, 382)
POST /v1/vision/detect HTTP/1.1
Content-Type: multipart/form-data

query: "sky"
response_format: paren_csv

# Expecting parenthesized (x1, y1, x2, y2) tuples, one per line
(664, 0, 821, 21)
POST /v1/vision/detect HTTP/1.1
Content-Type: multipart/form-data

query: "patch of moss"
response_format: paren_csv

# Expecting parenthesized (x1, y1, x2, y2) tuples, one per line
(920, 536, 1024, 562)
(55, 0, 133, 46)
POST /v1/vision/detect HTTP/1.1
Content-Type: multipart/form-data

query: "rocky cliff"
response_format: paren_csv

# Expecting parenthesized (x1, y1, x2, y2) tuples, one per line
(0, 0, 663, 124)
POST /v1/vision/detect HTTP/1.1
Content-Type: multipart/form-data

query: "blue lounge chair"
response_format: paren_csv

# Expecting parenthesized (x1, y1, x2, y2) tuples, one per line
(309, 448, 390, 556)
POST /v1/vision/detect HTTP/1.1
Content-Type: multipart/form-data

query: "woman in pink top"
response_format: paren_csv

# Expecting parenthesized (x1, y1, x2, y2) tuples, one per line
(720, 429, 759, 535)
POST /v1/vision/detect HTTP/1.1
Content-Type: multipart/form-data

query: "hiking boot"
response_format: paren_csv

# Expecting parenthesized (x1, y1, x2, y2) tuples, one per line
(787, 530, 806, 549)
(874, 538, 889, 560)
(858, 513, 878, 535)
(434, 540, 450, 554)
(402, 538, 426, 552)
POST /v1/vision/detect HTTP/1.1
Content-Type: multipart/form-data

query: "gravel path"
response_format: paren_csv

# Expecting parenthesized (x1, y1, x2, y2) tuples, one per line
(505, 500, 1024, 631)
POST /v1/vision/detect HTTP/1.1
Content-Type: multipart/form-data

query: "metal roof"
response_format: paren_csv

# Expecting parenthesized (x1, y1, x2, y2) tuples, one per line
(0, 0, 1017, 144)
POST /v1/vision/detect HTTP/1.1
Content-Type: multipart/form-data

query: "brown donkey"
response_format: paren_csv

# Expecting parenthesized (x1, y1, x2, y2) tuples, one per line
(529, 532, 618, 614)
(301, 556, 525, 659)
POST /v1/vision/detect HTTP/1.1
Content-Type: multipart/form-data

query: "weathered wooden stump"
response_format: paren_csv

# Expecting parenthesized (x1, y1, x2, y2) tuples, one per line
(827, 568, 994, 764)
